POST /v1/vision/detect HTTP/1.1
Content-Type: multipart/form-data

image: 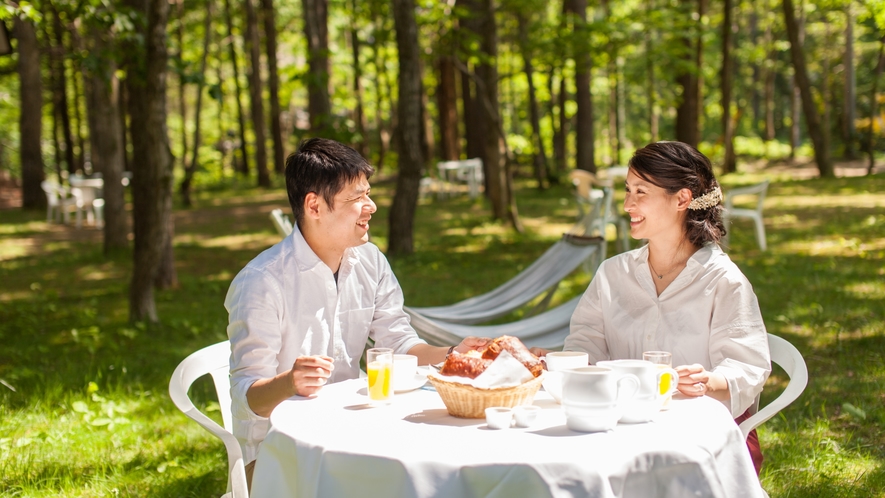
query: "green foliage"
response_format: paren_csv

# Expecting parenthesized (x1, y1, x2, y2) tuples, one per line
(2, 171, 885, 495)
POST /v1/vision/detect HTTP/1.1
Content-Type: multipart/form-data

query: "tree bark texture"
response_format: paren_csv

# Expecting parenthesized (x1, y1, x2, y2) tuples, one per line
(223, 0, 250, 176)
(782, 0, 832, 177)
(349, 0, 368, 159)
(867, 36, 884, 175)
(125, 0, 176, 322)
(302, 0, 332, 134)
(261, 0, 285, 172)
(721, 0, 736, 173)
(181, 1, 213, 207)
(48, 6, 76, 175)
(15, 16, 45, 209)
(388, 0, 423, 256)
(517, 12, 547, 188)
(675, 0, 704, 148)
(437, 55, 460, 161)
(842, 5, 856, 158)
(567, 0, 595, 173)
(244, 0, 271, 187)
(83, 34, 128, 252)
(176, 0, 188, 174)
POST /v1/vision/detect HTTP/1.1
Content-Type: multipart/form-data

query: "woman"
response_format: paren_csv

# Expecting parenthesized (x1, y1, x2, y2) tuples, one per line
(533, 141, 770, 473)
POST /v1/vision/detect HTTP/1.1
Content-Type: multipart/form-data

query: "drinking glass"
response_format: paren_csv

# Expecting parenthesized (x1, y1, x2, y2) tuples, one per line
(367, 348, 394, 405)
(643, 351, 675, 410)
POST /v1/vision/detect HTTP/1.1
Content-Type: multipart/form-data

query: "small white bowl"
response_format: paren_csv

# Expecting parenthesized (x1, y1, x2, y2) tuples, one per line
(485, 407, 513, 430)
(513, 405, 541, 428)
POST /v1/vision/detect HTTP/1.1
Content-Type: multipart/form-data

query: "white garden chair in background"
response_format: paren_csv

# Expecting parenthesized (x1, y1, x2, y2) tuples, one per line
(269, 208, 293, 237)
(723, 180, 770, 251)
(169, 341, 248, 498)
(568, 169, 630, 253)
(40, 181, 79, 225)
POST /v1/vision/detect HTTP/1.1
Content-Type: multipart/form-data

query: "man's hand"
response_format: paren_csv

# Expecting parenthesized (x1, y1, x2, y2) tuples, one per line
(528, 347, 550, 357)
(288, 355, 334, 397)
(455, 336, 492, 354)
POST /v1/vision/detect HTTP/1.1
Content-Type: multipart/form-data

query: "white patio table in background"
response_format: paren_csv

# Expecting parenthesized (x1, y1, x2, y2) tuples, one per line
(250, 378, 763, 498)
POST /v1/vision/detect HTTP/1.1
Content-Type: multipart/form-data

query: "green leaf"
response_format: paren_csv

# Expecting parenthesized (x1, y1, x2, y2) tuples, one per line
(72, 401, 90, 413)
(91, 417, 113, 426)
(841, 403, 866, 420)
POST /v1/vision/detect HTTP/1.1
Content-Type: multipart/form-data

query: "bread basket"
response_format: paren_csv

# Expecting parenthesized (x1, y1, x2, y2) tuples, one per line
(427, 372, 545, 419)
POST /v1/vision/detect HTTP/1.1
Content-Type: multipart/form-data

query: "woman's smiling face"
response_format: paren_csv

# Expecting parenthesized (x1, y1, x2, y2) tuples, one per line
(623, 170, 686, 242)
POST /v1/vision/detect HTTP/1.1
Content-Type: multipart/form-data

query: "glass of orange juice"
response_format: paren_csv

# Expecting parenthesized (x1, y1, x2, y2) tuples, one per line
(643, 351, 675, 410)
(367, 348, 394, 405)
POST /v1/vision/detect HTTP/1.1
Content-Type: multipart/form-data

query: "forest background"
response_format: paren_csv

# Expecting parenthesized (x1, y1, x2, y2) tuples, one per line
(1, 0, 884, 496)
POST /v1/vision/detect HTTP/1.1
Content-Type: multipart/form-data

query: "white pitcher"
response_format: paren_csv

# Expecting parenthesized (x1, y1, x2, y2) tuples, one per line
(596, 359, 679, 423)
(561, 366, 640, 432)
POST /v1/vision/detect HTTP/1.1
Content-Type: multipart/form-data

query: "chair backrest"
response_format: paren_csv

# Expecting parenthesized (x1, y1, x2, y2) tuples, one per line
(568, 170, 598, 200)
(169, 341, 248, 498)
(41, 181, 61, 206)
(738, 333, 808, 440)
(724, 179, 770, 214)
(270, 208, 293, 237)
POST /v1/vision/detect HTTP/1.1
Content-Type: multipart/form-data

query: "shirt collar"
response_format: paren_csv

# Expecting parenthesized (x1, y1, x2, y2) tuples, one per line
(290, 224, 362, 274)
(632, 242, 719, 298)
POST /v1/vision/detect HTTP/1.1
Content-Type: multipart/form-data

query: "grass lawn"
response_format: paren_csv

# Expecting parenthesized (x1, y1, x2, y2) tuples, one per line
(0, 167, 883, 497)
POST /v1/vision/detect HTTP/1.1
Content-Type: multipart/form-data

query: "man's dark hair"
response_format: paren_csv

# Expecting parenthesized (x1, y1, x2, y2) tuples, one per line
(285, 138, 374, 227)
(628, 141, 726, 247)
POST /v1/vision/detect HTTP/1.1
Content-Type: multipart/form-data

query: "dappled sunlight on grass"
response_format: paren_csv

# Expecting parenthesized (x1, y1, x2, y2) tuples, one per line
(176, 232, 278, 250)
(780, 237, 885, 257)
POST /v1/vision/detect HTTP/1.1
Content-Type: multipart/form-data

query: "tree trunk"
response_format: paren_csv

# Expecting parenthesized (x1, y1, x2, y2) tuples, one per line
(223, 0, 250, 176)
(176, 0, 188, 175)
(48, 6, 76, 175)
(460, 61, 484, 164)
(567, 0, 595, 173)
(303, 0, 332, 134)
(15, 16, 45, 209)
(437, 55, 460, 161)
(557, 73, 568, 173)
(261, 0, 285, 172)
(721, 0, 736, 173)
(645, 0, 659, 142)
(244, 0, 271, 187)
(516, 12, 547, 188)
(370, 4, 392, 170)
(675, 0, 704, 148)
(782, 0, 832, 176)
(83, 34, 128, 252)
(842, 4, 856, 159)
(125, 0, 175, 322)
(388, 0, 423, 256)
(420, 60, 435, 166)
(867, 35, 885, 175)
(763, 15, 775, 141)
(180, 1, 214, 207)
(349, 0, 368, 159)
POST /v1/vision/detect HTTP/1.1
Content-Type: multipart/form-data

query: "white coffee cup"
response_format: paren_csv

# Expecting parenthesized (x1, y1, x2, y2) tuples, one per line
(544, 351, 589, 372)
(393, 354, 418, 391)
(513, 405, 541, 428)
(485, 407, 513, 430)
(596, 359, 679, 423)
(561, 366, 640, 432)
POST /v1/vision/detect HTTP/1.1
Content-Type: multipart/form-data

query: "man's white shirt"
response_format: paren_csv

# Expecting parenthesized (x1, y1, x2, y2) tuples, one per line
(225, 225, 424, 463)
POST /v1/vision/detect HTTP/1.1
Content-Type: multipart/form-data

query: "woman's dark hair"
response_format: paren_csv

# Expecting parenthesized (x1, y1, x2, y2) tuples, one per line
(627, 141, 726, 247)
(285, 138, 374, 227)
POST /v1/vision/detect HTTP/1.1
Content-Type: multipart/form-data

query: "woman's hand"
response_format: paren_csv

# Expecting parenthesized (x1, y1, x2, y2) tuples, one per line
(455, 336, 492, 354)
(674, 363, 730, 402)
(528, 347, 550, 357)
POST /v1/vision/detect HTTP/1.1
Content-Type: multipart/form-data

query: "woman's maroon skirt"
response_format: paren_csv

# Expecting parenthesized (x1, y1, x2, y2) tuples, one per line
(734, 409, 763, 475)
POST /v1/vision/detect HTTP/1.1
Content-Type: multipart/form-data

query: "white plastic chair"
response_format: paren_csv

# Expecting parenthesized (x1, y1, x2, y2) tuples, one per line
(169, 341, 248, 498)
(41, 181, 79, 224)
(723, 180, 770, 251)
(269, 208, 293, 237)
(739, 333, 808, 440)
(568, 170, 630, 253)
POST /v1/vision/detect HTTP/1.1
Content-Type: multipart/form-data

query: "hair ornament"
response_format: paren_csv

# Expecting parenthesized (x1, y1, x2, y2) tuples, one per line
(688, 187, 722, 210)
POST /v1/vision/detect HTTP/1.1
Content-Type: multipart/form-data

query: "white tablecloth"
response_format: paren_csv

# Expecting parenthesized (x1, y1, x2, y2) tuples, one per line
(251, 379, 763, 498)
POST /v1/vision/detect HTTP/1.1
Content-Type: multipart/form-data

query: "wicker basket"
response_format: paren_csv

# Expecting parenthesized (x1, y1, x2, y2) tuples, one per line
(427, 373, 545, 418)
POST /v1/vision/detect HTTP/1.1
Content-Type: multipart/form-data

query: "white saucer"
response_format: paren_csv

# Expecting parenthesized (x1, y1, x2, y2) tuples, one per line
(395, 373, 428, 393)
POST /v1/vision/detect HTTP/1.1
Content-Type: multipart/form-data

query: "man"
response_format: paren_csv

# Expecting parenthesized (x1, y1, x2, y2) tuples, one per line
(225, 138, 488, 485)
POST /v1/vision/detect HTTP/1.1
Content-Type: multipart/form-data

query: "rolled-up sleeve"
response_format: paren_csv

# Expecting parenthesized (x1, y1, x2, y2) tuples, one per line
(369, 255, 425, 354)
(566, 269, 611, 364)
(225, 267, 283, 436)
(709, 275, 771, 417)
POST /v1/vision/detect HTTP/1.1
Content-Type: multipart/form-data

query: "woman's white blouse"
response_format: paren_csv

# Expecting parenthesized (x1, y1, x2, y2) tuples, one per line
(565, 244, 771, 417)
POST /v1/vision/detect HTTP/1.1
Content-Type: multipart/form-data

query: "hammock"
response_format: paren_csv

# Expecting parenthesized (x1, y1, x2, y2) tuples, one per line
(406, 234, 603, 324)
(405, 296, 581, 350)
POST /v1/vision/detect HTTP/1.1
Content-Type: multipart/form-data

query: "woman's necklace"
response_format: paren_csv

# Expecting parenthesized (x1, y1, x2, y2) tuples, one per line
(647, 258, 683, 280)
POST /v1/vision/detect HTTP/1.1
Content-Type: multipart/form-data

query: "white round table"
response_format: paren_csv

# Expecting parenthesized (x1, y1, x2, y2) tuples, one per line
(251, 379, 762, 498)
